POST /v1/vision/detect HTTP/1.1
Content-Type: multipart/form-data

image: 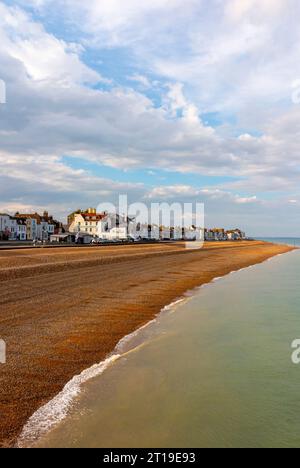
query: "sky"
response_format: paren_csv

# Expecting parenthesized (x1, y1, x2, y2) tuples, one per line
(0, 0, 300, 235)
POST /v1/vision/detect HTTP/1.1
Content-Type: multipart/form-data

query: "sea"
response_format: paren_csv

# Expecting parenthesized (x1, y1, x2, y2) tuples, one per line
(18, 238, 300, 448)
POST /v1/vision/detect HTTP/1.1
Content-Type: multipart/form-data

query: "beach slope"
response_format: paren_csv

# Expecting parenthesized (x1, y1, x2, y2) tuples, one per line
(0, 241, 294, 447)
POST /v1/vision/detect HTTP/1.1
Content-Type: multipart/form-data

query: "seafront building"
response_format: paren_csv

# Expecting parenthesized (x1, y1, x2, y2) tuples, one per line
(0, 206, 247, 243)
(226, 229, 246, 240)
(0, 211, 62, 241)
(0, 214, 12, 239)
(68, 208, 107, 237)
(67, 208, 246, 243)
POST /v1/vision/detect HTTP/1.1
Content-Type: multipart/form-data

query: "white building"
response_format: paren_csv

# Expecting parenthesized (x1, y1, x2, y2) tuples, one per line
(100, 226, 128, 241)
(184, 226, 203, 241)
(13, 211, 60, 241)
(69, 208, 105, 237)
(226, 229, 246, 240)
(37, 220, 51, 241)
(16, 219, 27, 241)
(9, 218, 18, 240)
(0, 214, 30, 241)
(0, 214, 12, 239)
(98, 213, 135, 240)
(133, 223, 160, 240)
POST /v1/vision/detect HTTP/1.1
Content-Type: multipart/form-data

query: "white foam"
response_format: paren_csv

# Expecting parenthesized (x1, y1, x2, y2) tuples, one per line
(161, 298, 186, 311)
(115, 318, 157, 353)
(17, 354, 120, 448)
(17, 297, 188, 447)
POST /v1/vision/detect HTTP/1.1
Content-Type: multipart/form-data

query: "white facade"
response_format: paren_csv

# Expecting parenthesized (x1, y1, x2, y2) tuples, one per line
(69, 211, 103, 237)
(0, 214, 12, 237)
(97, 214, 134, 240)
(226, 229, 246, 240)
(172, 227, 184, 240)
(0, 215, 20, 240)
(0, 212, 58, 241)
(133, 223, 160, 240)
(17, 221, 27, 241)
(100, 227, 128, 240)
(9, 218, 18, 240)
(160, 226, 171, 240)
(184, 227, 203, 241)
(37, 221, 49, 241)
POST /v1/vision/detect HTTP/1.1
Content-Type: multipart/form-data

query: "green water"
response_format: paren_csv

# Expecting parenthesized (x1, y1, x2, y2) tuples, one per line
(33, 250, 300, 448)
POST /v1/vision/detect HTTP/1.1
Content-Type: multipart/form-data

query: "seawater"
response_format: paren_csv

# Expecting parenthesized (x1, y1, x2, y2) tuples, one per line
(23, 248, 300, 448)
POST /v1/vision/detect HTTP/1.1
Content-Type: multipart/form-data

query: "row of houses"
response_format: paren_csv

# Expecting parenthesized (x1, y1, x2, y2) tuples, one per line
(66, 208, 202, 243)
(0, 207, 246, 243)
(64, 208, 246, 243)
(205, 228, 246, 241)
(0, 211, 63, 241)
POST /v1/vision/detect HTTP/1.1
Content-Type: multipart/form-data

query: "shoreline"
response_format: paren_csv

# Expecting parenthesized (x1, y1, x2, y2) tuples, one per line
(18, 293, 196, 448)
(18, 248, 297, 448)
(0, 241, 294, 447)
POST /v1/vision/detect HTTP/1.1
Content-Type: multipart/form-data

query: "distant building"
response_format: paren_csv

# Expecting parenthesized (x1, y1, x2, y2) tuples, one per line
(14, 211, 62, 241)
(0, 214, 12, 240)
(16, 219, 27, 241)
(50, 233, 76, 243)
(134, 223, 160, 240)
(204, 228, 246, 241)
(69, 208, 106, 237)
(98, 213, 136, 240)
(226, 229, 246, 240)
(184, 226, 203, 241)
(67, 209, 83, 226)
(211, 228, 227, 241)
(75, 232, 94, 244)
(25, 218, 37, 241)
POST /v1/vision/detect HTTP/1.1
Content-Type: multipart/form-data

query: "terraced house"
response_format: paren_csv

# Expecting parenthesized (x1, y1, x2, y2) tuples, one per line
(0, 211, 62, 241)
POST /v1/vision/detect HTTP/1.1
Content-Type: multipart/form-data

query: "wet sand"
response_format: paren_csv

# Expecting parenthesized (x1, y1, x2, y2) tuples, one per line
(0, 241, 293, 447)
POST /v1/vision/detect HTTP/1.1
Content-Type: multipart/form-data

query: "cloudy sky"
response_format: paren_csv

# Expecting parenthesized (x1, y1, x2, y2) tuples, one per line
(0, 0, 300, 235)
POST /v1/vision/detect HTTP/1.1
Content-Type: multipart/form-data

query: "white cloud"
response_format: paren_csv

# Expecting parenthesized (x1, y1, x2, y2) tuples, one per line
(0, 3, 103, 85)
(64, 0, 194, 46)
(147, 185, 197, 199)
(10, 0, 300, 120)
(1, 1, 300, 234)
(235, 196, 258, 204)
(0, 150, 145, 219)
(225, 0, 286, 22)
